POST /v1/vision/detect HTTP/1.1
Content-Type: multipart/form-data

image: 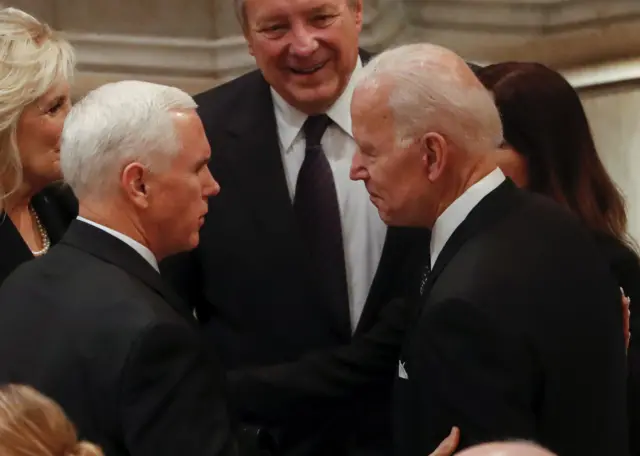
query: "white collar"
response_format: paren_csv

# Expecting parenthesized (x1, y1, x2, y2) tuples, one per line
(77, 216, 159, 272)
(430, 168, 506, 268)
(271, 56, 363, 152)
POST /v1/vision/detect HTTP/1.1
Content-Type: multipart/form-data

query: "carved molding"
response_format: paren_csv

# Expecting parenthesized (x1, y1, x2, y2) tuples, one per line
(403, 0, 640, 32)
(69, 0, 407, 97)
(68, 0, 640, 97)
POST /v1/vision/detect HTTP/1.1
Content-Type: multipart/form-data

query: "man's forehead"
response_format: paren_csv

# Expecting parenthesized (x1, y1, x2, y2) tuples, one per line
(247, 0, 343, 18)
(353, 81, 391, 111)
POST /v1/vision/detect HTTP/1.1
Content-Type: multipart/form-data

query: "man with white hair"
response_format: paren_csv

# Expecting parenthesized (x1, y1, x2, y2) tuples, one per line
(349, 43, 628, 456)
(0, 81, 248, 456)
(456, 442, 557, 456)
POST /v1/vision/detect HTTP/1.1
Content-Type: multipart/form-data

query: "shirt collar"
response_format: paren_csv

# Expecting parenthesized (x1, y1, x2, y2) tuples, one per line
(430, 168, 506, 268)
(76, 216, 159, 272)
(271, 56, 363, 152)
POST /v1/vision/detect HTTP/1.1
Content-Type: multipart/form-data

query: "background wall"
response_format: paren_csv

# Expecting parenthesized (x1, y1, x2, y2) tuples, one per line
(581, 81, 640, 236)
(5, 0, 640, 239)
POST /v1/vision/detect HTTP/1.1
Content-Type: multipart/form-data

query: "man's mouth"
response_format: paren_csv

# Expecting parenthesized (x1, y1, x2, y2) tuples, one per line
(290, 61, 327, 75)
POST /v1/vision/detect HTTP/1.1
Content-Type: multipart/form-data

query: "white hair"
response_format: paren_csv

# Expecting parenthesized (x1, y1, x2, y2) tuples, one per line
(0, 6, 75, 204)
(355, 43, 503, 153)
(60, 80, 197, 200)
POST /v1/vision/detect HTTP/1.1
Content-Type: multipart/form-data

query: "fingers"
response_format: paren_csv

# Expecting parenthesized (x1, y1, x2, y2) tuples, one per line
(429, 426, 460, 456)
(621, 288, 631, 350)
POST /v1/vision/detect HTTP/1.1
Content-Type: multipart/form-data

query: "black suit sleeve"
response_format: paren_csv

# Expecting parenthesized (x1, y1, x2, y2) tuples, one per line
(120, 322, 236, 456)
(228, 298, 412, 424)
(414, 298, 537, 451)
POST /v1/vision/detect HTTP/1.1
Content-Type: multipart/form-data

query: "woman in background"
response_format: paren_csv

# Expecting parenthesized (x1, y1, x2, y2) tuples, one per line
(477, 61, 640, 456)
(0, 384, 102, 456)
(0, 6, 77, 286)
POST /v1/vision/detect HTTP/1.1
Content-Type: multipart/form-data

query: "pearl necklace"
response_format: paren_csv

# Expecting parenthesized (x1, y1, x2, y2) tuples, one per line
(29, 205, 50, 257)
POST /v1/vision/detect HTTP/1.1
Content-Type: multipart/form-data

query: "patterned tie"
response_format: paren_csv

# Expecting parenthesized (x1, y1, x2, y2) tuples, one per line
(419, 254, 431, 297)
(294, 115, 349, 322)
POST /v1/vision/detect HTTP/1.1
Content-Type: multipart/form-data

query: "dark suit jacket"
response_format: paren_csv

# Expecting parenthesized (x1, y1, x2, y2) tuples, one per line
(0, 183, 77, 286)
(161, 51, 430, 455)
(596, 234, 640, 456)
(0, 221, 236, 456)
(394, 180, 629, 456)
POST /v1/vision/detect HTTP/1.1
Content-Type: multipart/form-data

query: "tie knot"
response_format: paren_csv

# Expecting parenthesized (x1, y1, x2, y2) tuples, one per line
(303, 114, 332, 148)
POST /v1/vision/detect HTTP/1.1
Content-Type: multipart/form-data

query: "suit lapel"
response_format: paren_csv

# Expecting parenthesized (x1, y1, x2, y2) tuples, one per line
(419, 179, 522, 306)
(61, 221, 196, 324)
(356, 226, 430, 334)
(224, 73, 302, 250)
(399, 180, 522, 380)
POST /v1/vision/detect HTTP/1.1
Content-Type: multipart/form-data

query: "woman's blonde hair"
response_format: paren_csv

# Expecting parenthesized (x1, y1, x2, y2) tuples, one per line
(0, 6, 76, 205)
(0, 384, 103, 456)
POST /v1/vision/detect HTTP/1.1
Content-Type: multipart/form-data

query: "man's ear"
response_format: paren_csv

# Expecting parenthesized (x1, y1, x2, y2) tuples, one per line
(121, 162, 150, 209)
(246, 34, 255, 56)
(351, 0, 364, 33)
(420, 132, 448, 182)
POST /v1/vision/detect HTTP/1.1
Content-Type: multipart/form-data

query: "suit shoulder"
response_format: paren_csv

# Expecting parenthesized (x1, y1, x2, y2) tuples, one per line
(194, 69, 264, 116)
(515, 190, 593, 240)
(2, 246, 182, 326)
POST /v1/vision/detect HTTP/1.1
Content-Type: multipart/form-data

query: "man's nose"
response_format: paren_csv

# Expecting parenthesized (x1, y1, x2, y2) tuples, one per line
(350, 151, 368, 181)
(289, 24, 319, 57)
(204, 168, 220, 197)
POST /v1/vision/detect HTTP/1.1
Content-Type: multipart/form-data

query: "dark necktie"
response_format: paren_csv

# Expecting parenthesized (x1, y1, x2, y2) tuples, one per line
(294, 115, 349, 322)
(419, 252, 431, 297)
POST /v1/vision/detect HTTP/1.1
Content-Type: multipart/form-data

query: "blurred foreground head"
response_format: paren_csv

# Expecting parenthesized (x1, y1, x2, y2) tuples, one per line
(0, 384, 103, 456)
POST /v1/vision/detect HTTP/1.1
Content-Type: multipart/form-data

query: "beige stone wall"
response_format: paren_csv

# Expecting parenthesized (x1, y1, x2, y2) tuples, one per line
(4, 0, 640, 238)
(580, 82, 640, 240)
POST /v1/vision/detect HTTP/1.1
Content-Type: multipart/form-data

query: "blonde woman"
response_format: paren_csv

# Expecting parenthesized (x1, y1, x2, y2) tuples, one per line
(0, 384, 102, 456)
(0, 6, 77, 286)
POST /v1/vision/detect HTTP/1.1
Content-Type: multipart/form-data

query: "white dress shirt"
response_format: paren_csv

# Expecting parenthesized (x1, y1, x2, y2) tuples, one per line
(77, 216, 159, 272)
(271, 57, 387, 331)
(430, 168, 506, 268)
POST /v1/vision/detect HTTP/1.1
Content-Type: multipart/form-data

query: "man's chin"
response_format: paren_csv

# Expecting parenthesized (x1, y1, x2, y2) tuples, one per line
(287, 82, 341, 111)
(189, 232, 201, 249)
(377, 209, 394, 227)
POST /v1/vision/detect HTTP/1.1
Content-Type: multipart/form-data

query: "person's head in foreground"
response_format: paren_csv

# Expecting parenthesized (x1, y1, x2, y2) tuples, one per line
(349, 43, 503, 228)
(456, 441, 557, 456)
(0, 384, 103, 456)
(0, 6, 75, 210)
(60, 80, 220, 261)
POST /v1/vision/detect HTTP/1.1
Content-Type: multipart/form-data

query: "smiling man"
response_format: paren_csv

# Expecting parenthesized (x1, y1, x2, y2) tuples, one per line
(160, 0, 430, 455)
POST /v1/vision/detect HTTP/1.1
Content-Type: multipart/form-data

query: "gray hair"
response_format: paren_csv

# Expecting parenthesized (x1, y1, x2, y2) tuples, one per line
(355, 43, 503, 153)
(60, 80, 197, 200)
(0, 7, 75, 206)
(234, 0, 359, 29)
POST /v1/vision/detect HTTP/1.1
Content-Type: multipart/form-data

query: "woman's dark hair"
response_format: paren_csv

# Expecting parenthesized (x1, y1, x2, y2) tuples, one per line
(477, 61, 635, 249)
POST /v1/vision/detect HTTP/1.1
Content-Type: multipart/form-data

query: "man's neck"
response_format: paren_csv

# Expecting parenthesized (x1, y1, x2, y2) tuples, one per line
(429, 159, 497, 228)
(78, 203, 151, 253)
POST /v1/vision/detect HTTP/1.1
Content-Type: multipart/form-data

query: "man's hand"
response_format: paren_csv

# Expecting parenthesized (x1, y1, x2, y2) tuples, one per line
(429, 427, 460, 456)
(622, 288, 631, 351)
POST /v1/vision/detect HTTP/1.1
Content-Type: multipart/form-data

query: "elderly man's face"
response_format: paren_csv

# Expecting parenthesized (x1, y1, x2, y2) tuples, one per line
(349, 85, 428, 226)
(243, 0, 363, 115)
(146, 110, 219, 259)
